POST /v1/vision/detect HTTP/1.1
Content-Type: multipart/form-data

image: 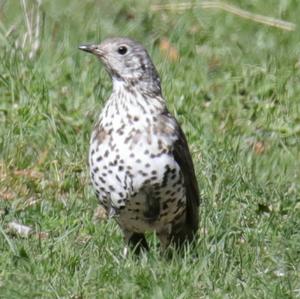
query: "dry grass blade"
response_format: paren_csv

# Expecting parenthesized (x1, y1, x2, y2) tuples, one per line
(14, 0, 42, 59)
(93, 206, 108, 223)
(20, 0, 32, 43)
(151, 1, 296, 31)
(13, 168, 44, 180)
(0, 189, 16, 201)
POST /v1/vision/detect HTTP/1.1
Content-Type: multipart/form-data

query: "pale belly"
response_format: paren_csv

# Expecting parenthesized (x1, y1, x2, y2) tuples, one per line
(89, 124, 186, 233)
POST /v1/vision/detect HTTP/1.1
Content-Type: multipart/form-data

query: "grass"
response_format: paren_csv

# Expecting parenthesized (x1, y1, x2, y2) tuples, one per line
(0, 0, 300, 298)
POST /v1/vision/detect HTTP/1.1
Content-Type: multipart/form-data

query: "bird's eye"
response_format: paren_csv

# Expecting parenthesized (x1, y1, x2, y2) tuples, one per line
(117, 46, 128, 55)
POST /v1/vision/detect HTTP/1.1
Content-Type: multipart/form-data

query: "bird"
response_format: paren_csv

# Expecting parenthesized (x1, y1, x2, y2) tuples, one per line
(79, 37, 200, 254)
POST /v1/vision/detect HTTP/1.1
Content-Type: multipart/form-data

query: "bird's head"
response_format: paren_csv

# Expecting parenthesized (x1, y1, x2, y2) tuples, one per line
(79, 37, 161, 94)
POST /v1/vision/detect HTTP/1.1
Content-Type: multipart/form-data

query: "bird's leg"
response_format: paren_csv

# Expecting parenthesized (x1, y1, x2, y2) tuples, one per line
(122, 230, 149, 256)
(157, 224, 172, 251)
(157, 222, 192, 256)
(157, 233, 171, 251)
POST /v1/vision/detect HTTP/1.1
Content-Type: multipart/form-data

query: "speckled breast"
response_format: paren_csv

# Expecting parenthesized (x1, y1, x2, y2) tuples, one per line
(89, 107, 187, 232)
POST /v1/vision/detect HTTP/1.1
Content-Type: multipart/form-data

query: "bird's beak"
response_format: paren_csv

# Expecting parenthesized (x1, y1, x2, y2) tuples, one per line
(78, 44, 103, 56)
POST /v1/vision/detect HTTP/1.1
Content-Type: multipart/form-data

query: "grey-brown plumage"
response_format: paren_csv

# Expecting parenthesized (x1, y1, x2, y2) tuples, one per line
(79, 37, 200, 253)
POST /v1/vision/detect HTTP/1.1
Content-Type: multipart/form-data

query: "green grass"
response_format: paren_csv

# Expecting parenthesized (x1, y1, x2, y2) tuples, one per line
(1, 0, 300, 298)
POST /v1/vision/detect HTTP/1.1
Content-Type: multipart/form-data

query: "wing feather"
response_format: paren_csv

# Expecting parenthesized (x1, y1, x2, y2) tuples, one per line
(159, 110, 200, 241)
(173, 124, 200, 234)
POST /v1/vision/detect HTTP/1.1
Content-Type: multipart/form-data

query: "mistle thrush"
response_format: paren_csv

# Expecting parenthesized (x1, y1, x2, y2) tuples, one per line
(79, 37, 200, 253)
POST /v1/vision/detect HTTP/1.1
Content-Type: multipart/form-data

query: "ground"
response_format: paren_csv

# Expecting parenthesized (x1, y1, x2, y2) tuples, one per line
(0, 0, 300, 298)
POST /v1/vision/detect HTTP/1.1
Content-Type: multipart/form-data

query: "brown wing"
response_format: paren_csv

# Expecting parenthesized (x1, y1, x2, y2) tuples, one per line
(173, 124, 200, 237)
(157, 110, 200, 244)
